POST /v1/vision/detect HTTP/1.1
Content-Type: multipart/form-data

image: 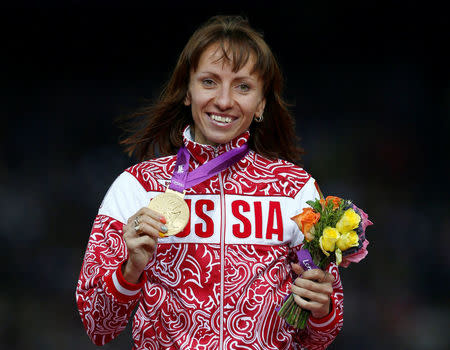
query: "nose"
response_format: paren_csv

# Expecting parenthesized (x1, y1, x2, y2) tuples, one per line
(215, 86, 233, 110)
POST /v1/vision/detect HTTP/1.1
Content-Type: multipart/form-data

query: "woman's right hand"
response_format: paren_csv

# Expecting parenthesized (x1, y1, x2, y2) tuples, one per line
(122, 207, 167, 283)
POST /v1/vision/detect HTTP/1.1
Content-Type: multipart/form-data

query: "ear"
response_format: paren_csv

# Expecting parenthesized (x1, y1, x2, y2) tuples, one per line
(184, 91, 191, 106)
(255, 97, 266, 118)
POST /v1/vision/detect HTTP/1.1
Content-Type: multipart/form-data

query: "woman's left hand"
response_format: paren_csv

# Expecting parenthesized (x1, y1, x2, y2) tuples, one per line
(290, 263, 335, 319)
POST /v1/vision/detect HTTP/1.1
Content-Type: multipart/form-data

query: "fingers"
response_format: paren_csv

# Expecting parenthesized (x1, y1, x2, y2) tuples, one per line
(125, 208, 167, 238)
(136, 215, 168, 238)
(291, 292, 330, 318)
(127, 207, 166, 226)
(290, 267, 334, 318)
(291, 281, 331, 303)
(290, 264, 334, 284)
(296, 278, 333, 300)
(299, 268, 335, 284)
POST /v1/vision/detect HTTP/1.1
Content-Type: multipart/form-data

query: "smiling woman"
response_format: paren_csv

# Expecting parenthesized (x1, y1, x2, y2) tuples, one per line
(185, 43, 266, 146)
(76, 15, 344, 350)
(119, 15, 302, 163)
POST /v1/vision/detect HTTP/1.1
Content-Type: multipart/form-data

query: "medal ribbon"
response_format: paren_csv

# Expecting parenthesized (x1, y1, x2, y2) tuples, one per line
(296, 249, 319, 271)
(169, 144, 249, 193)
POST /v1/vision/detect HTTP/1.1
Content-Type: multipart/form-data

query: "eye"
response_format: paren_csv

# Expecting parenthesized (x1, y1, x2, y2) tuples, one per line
(237, 83, 250, 92)
(202, 79, 216, 87)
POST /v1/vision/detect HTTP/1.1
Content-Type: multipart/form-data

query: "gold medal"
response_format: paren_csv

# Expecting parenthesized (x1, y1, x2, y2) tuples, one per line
(148, 188, 189, 236)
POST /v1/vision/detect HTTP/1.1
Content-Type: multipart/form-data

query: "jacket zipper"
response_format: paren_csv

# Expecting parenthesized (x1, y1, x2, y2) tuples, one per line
(218, 150, 225, 350)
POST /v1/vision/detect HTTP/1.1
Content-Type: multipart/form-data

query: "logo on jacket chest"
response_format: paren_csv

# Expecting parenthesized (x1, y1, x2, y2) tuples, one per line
(166, 195, 292, 244)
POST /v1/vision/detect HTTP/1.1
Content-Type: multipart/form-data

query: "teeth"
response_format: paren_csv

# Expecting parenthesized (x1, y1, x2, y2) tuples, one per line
(211, 114, 232, 123)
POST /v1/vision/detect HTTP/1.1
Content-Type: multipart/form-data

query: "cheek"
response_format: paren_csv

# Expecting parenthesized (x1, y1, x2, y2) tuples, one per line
(190, 92, 212, 112)
(243, 100, 262, 118)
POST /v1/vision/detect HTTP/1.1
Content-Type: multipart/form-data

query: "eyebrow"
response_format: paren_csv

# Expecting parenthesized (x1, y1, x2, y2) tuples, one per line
(197, 71, 258, 82)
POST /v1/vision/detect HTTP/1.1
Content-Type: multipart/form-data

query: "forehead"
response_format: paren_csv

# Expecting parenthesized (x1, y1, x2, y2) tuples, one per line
(195, 43, 259, 76)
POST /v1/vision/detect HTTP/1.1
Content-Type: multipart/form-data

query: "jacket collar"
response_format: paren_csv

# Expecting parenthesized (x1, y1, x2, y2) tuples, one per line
(182, 125, 250, 164)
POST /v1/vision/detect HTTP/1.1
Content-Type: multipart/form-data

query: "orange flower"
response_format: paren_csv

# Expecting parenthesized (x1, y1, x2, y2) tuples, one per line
(291, 208, 321, 242)
(325, 196, 341, 209)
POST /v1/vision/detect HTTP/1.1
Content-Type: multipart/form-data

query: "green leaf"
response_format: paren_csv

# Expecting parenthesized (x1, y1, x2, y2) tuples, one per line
(306, 199, 322, 213)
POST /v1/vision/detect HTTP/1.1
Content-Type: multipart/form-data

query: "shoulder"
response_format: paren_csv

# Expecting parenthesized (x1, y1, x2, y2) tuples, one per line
(241, 151, 313, 197)
(251, 152, 311, 182)
(124, 155, 176, 192)
(98, 155, 176, 222)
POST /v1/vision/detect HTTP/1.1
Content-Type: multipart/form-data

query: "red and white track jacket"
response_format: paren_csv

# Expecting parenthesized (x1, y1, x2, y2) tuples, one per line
(76, 126, 344, 349)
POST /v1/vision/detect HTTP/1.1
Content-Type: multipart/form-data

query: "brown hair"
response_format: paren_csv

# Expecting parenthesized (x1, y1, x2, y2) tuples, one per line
(120, 15, 304, 164)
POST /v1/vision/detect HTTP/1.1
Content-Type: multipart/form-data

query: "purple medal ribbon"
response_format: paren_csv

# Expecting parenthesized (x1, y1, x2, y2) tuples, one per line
(169, 144, 249, 193)
(296, 249, 319, 271)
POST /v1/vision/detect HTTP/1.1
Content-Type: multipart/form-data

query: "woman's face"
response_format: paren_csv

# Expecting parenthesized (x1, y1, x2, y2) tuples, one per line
(185, 44, 266, 146)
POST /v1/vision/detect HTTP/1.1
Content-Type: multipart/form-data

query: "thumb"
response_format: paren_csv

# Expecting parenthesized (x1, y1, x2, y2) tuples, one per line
(290, 262, 304, 276)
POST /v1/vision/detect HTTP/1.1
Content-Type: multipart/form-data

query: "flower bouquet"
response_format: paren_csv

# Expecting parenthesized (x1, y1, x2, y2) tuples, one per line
(277, 196, 373, 329)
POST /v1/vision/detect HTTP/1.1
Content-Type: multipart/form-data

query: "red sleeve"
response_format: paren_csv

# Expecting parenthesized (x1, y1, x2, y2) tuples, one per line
(75, 215, 145, 346)
(293, 263, 344, 349)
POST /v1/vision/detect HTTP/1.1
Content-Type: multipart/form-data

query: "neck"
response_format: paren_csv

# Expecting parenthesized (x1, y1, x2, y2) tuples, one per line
(192, 126, 218, 147)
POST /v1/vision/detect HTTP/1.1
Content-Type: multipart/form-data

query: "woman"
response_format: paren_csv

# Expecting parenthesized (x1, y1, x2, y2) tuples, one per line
(76, 15, 343, 349)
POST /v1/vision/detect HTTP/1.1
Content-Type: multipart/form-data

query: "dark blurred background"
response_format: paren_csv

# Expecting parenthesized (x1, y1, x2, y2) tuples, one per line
(1, 1, 448, 349)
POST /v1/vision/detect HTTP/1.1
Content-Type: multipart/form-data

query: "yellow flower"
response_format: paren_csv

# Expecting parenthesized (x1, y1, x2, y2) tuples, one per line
(319, 227, 340, 255)
(336, 230, 360, 251)
(336, 208, 361, 234)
